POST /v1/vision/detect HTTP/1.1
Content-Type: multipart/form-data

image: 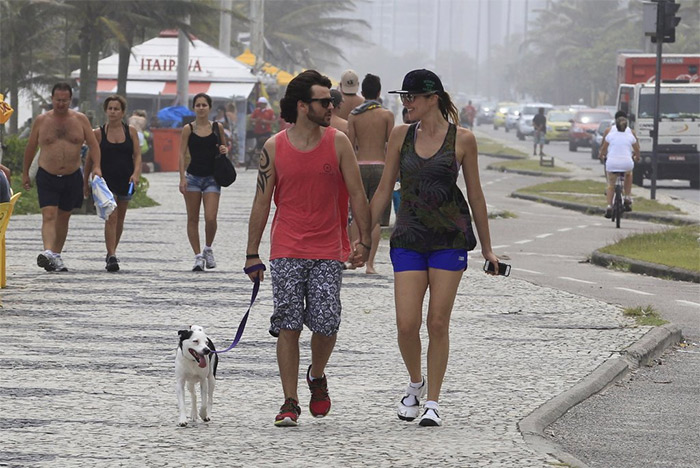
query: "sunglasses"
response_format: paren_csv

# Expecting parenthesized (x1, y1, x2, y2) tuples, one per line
(307, 98, 333, 108)
(400, 92, 436, 104)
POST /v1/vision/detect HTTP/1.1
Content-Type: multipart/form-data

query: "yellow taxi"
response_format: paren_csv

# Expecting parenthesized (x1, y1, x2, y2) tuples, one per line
(492, 101, 518, 130)
(545, 109, 575, 142)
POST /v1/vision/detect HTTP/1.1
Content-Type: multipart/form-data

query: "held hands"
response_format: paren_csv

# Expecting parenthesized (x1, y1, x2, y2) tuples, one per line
(219, 144, 227, 155)
(349, 240, 370, 268)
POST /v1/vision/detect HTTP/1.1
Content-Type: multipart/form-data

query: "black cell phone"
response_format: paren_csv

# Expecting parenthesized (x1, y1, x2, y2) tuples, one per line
(484, 260, 511, 277)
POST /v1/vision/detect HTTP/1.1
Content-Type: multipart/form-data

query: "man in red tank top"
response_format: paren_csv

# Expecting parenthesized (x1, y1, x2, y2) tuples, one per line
(244, 70, 371, 427)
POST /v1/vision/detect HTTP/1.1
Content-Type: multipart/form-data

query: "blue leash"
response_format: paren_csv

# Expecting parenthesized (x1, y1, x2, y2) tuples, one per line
(212, 263, 266, 354)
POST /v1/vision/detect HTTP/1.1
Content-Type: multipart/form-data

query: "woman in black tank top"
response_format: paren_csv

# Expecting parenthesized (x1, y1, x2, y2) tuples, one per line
(368, 69, 500, 426)
(178, 93, 228, 272)
(84, 95, 142, 272)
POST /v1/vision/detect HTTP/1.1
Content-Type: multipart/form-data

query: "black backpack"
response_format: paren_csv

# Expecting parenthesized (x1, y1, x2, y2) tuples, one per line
(211, 121, 236, 187)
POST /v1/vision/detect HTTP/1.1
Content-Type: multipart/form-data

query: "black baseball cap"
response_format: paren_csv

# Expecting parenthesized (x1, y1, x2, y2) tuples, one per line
(389, 69, 444, 95)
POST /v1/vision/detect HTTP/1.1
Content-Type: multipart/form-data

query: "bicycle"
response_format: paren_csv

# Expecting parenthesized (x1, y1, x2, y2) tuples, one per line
(610, 171, 625, 229)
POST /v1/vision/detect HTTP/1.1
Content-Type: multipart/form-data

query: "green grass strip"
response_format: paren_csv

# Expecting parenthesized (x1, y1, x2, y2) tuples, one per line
(600, 225, 700, 272)
(490, 158, 569, 174)
(478, 136, 529, 158)
(518, 180, 682, 213)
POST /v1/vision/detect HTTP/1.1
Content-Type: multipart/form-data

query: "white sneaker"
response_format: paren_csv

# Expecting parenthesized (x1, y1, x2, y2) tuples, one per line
(37, 250, 56, 271)
(397, 377, 426, 421)
(202, 248, 216, 269)
(418, 406, 442, 427)
(192, 255, 205, 272)
(52, 253, 68, 272)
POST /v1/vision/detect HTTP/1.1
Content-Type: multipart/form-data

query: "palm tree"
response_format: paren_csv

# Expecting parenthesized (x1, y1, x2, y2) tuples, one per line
(229, 0, 368, 72)
(0, 0, 65, 132)
(62, 0, 218, 113)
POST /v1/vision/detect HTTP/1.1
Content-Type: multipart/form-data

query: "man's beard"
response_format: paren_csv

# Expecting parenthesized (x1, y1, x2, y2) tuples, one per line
(308, 108, 330, 127)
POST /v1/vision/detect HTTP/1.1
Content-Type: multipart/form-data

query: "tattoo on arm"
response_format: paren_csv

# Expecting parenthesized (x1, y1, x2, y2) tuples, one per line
(256, 148, 271, 195)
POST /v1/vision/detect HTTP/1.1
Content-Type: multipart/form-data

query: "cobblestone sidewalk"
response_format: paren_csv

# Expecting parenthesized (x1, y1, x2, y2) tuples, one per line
(0, 171, 648, 467)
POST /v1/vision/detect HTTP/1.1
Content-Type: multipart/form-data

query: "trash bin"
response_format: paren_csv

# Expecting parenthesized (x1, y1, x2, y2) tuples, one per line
(152, 128, 181, 172)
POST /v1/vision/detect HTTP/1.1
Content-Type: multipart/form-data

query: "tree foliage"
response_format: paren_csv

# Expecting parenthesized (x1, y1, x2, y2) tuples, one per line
(513, 0, 698, 106)
(224, 0, 368, 72)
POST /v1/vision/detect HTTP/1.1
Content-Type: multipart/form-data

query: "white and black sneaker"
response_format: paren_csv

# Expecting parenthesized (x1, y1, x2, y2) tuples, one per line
(192, 254, 205, 272)
(105, 255, 120, 272)
(202, 247, 216, 269)
(418, 405, 442, 427)
(52, 253, 68, 272)
(397, 377, 426, 421)
(37, 250, 56, 271)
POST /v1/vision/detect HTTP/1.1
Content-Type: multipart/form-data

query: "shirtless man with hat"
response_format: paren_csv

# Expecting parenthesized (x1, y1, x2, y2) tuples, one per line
(336, 69, 364, 121)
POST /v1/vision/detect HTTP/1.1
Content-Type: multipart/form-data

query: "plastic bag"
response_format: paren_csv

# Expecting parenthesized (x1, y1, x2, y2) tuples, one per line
(90, 175, 117, 220)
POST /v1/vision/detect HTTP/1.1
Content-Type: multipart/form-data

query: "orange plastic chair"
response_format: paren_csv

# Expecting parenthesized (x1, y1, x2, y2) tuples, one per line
(0, 192, 22, 288)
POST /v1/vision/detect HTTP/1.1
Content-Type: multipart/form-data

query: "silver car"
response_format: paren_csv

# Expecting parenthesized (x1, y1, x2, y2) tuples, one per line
(516, 103, 553, 140)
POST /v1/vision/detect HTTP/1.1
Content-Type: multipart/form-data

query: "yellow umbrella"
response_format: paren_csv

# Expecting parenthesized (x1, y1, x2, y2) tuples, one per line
(275, 70, 296, 86)
(236, 49, 256, 67)
(0, 94, 13, 125)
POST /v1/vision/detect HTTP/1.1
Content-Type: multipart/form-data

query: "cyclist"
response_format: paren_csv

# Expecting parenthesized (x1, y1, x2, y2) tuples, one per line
(599, 110, 640, 218)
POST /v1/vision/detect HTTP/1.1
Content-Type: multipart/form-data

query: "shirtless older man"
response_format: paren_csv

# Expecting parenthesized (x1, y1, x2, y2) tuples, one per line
(347, 73, 394, 274)
(22, 82, 102, 272)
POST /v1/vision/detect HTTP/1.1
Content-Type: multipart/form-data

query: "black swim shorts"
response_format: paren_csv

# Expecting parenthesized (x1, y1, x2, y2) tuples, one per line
(36, 167, 84, 212)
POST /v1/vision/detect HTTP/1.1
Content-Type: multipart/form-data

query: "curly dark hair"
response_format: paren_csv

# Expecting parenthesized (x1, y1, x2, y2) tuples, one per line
(280, 70, 332, 124)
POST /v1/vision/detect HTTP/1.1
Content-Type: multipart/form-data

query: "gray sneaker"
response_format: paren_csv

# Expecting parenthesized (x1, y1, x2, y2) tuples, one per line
(37, 250, 56, 271)
(202, 248, 216, 269)
(106, 255, 120, 272)
(192, 255, 205, 272)
(52, 253, 68, 272)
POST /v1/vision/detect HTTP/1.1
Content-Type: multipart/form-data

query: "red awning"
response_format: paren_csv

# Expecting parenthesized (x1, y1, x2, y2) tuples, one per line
(96, 80, 255, 100)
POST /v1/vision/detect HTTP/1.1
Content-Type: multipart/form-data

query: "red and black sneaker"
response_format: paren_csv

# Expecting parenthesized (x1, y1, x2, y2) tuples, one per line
(306, 365, 331, 417)
(274, 397, 301, 427)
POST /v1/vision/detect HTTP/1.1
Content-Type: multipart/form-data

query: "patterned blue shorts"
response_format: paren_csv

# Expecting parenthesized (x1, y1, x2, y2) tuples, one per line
(269, 258, 343, 337)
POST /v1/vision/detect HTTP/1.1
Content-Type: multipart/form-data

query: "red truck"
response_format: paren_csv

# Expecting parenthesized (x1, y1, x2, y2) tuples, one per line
(617, 53, 699, 86)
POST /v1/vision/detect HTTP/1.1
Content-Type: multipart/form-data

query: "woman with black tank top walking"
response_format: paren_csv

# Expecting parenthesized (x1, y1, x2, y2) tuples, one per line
(178, 93, 228, 271)
(84, 95, 141, 272)
(370, 69, 500, 427)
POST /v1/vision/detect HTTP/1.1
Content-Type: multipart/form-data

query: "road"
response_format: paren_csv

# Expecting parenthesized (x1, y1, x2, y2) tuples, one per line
(475, 165, 699, 339)
(476, 123, 700, 204)
(473, 125, 700, 468)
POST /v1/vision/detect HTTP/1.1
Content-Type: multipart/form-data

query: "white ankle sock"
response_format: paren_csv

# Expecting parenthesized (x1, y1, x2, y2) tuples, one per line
(409, 379, 424, 389)
(424, 400, 439, 410)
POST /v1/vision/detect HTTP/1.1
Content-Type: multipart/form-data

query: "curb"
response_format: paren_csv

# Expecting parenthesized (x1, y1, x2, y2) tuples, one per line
(591, 250, 700, 283)
(487, 164, 572, 179)
(519, 324, 683, 468)
(511, 192, 697, 225)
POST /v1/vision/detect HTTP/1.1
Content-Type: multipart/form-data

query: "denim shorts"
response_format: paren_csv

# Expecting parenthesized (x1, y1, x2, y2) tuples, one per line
(390, 248, 468, 272)
(185, 173, 220, 194)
